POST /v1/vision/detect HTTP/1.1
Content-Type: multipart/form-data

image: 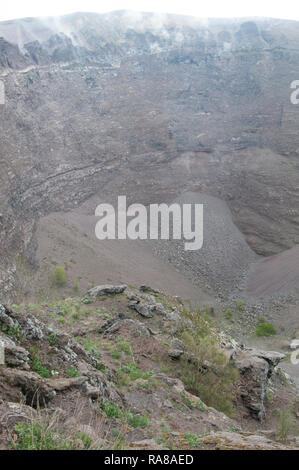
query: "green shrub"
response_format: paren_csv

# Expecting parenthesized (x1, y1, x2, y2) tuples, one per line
(48, 333, 57, 346)
(111, 349, 121, 360)
(236, 301, 245, 312)
(119, 362, 154, 381)
(99, 401, 148, 428)
(184, 433, 202, 448)
(176, 311, 239, 417)
(126, 412, 148, 428)
(224, 310, 233, 320)
(117, 337, 132, 356)
(256, 318, 277, 337)
(82, 338, 102, 359)
(53, 267, 67, 287)
(66, 367, 80, 378)
(181, 393, 195, 410)
(1, 324, 22, 339)
(32, 356, 51, 378)
(76, 432, 92, 450)
(99, 401, 123, 419)
(111, 338, 132, 360)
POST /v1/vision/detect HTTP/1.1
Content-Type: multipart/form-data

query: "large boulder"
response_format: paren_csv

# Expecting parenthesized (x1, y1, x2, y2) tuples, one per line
(129, 301, 168, 318)
(85, 284, 127, 298)
(129, 303, 154, 318)
(139, 285, 160, 294)
(168, 338, 185, 360)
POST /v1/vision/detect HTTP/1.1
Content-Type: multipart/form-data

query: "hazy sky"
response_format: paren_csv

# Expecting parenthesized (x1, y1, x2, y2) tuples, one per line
(0, 0, 298, 22)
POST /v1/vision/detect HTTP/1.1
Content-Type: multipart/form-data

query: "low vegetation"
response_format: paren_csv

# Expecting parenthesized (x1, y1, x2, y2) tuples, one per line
(256, 317, 277, 337)
(66, 366, 80, 378)
(175, 310, 239, 416)
(275, 408, 295, 443)
(11, 422, 77, 450)
(99, 401, 148, 428)
(2, 285, 296, 450)
(53, 266, 67, 287)
(32, 356, 51, 379)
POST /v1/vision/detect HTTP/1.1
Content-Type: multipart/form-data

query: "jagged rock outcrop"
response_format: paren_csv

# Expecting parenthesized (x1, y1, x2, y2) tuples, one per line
(168, 338, 185, 359)
(2, 341, 30, 370)
(128, 292, 169, 318)
(235, 348, 285, 421)
(0, 304, 121, 407)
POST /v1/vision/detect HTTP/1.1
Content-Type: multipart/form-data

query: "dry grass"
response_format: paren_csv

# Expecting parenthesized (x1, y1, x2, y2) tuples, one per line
(9, 397, 127, 450)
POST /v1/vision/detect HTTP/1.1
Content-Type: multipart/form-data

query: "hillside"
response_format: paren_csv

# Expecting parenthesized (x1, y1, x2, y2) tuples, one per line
(0, 285, 297, 449)
(0, 10, 299, 450)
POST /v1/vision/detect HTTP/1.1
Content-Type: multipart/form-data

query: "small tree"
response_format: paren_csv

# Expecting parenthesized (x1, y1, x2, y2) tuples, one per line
(53, 266, 66, 287)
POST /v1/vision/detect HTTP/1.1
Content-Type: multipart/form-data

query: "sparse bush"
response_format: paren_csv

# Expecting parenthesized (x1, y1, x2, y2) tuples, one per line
(117, 337, 132, 356)
(176, 311, 239, 417)
(181, 393, 195, 409)
(184, 433, 202, 448)
(224, 309, 233, 320)
(99, 401, 148, 428)
(99, 401, 123, 419)
(118, 362, 154, 381)
(275, 408, 294, 442)
(48, 333, 57, 346)
(111, 338, 133, 360)
(82, 338, 102, 359)
(236, 301, 245, 312)
(12, 422, 76, 450)
(72, 278, 80, 293)
(126, 412, 148, 428)
(111, 349, 121, 360)
(53, 267, 66, 287)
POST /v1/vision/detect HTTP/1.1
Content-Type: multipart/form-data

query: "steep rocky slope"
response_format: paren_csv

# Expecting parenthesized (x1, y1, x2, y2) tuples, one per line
(0, 286, 297, 450)
(2, 12, 299, 300)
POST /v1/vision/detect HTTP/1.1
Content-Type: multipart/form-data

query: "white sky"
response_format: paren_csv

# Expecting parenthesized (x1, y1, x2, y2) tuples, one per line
(0, 0, 299, 23)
